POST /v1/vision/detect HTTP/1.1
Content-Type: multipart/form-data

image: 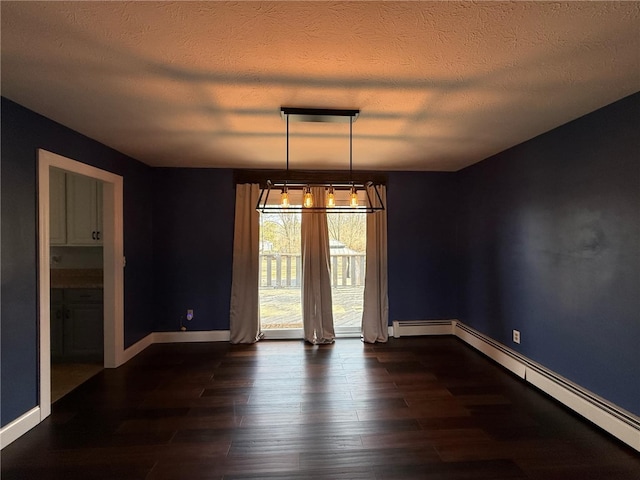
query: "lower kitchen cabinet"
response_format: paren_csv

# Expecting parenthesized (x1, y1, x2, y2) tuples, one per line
(51, 288, 103, 362)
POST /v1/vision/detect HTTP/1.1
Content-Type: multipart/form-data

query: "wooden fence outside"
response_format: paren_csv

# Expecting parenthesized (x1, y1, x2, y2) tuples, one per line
(260, 254, 365, 288)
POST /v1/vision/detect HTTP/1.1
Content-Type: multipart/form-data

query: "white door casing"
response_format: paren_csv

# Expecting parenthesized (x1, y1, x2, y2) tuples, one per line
(37, 149, 125, 421)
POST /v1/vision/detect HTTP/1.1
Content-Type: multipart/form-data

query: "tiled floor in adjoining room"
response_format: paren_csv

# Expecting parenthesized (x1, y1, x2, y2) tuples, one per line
(51, 362, 103, 403)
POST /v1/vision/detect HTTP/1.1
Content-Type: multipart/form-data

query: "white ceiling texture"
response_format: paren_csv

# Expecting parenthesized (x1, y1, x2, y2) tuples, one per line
(2, 1, 639, 171)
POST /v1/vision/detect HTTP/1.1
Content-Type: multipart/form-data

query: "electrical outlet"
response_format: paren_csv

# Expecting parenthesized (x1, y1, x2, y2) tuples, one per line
(186, 309, 194, 321)
(513, 329, 521, 344)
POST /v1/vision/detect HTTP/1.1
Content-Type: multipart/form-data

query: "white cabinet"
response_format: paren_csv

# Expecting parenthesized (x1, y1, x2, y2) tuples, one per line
(66, 174, 103, 245)
(49, 168, 67, 245)
(49, 170, 103, 246)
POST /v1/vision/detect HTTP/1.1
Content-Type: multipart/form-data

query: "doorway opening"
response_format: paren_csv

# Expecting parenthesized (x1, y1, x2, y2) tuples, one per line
(49, 169, 105, 402)
(258, 210, 366, 335)
(37, 149, 124, 420)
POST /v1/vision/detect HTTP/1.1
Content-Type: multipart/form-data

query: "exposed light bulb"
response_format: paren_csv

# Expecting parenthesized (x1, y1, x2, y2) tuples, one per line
(280, 188, 290, 208)
(303, 186, 314, 208)
(350, 187, 359, 208)
(326, 186, 335, 207)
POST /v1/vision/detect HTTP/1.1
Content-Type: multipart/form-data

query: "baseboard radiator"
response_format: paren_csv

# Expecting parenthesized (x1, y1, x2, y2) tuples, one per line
(391, 319, 455, 338)
(391, 319, 640, 452)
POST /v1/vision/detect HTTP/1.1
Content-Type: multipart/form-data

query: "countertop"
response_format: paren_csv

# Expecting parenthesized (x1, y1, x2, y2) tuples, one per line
(51, 269, 104, 289)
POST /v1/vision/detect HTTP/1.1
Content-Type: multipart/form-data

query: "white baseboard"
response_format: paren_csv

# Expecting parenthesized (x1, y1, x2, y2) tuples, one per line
(0, 407, 40, 449)
(121, 330, 232, 362)
(153, 330, 230, 343)
(122, 332, 155, 363)
(390, 318, 639, 452)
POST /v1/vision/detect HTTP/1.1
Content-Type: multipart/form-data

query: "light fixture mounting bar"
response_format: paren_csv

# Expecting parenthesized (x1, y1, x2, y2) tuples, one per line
(280, 107, 359, 123)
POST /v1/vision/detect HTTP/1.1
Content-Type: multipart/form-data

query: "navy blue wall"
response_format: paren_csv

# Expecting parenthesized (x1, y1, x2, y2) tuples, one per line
(149, 170, 462, 332)
(387, 172, 460, 322)
(152, 168, 235, 331)
(459, 92, 640, 415)
(1, 98, 155, 427)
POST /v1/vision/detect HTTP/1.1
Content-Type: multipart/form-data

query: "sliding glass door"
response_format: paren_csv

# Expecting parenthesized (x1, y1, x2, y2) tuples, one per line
(259, 211, 366, 331)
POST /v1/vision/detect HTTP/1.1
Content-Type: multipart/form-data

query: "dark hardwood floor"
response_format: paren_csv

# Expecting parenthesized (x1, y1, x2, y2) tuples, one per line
(2, 337, 639, 479)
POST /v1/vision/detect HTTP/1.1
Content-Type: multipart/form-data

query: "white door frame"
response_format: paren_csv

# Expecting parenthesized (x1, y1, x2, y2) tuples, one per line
(37, 149, 125, 420)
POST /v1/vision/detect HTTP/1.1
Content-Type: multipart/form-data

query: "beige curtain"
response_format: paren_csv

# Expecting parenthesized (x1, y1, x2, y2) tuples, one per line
(229, 183, 262, 344)
(301, 187, 335, 344)
(361, 184, 389, 343)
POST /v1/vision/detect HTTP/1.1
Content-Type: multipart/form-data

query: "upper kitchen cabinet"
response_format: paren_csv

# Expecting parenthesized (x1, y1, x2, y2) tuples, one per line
(67, 173, 103, 245)
(50, 170, 103, 246)
(49, 168, 67, 245)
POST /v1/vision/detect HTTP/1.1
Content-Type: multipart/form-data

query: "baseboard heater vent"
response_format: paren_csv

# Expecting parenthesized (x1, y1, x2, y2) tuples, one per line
(453, 321, 640, 451)
(392, 319, 455, 338)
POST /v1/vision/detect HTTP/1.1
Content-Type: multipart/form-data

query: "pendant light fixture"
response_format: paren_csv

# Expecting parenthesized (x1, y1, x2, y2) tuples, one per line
(326, 186, 336, 208)
(256, 107, 385, 213)
(303, 185, 314, 208)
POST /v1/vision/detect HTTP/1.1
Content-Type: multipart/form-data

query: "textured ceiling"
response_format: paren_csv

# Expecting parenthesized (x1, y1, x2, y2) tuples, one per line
(2, 1, 639, 171)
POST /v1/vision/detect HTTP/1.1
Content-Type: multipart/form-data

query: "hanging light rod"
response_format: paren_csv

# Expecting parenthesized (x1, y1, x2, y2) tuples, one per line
(280, 107, 359, 123)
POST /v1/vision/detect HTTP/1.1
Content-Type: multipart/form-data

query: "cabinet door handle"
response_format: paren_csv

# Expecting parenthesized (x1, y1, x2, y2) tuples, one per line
(92, 231, 96, 240)
(64, 309, 70, 320)
(96, 231, 101, 240)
